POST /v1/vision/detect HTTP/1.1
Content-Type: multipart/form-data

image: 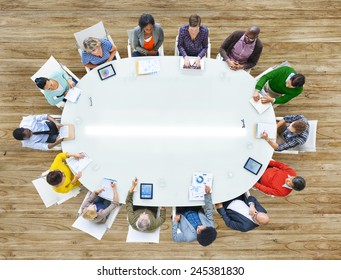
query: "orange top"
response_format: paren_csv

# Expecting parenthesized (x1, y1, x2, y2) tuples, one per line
(143, 36, 154, 51)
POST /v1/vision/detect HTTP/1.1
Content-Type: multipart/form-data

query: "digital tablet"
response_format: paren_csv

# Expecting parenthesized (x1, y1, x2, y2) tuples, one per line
(243, 157, 263, 175)
(140, 183, 153, 199)
(98, 64, 116, 80)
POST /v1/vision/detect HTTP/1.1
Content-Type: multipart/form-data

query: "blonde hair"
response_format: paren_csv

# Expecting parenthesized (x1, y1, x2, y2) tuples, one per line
(83, 37, 101, 53)
(82, 207, 97, 220)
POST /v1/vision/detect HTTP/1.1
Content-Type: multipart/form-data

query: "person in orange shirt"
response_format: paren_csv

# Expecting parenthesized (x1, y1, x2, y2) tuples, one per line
(253, 160, 306, 197)
(132, 13, 164, 56)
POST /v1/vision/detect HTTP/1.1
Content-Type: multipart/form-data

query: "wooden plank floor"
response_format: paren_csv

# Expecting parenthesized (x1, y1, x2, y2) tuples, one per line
(0, 0, 341, 260)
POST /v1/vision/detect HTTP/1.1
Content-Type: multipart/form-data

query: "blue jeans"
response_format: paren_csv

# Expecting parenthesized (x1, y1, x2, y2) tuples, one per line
(93, 196, 111, 209)
(46, 121, 59, 143)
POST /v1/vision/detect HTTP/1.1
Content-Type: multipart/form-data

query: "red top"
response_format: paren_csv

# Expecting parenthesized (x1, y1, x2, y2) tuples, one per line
(143, 36, 155, 51)
(254, 160, 296, 197)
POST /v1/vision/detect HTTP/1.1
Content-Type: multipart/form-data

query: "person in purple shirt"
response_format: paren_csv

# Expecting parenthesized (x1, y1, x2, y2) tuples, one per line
(177, 14, 209, 69)
(81, 37, 118, 69)
(219, 26, 263, 72)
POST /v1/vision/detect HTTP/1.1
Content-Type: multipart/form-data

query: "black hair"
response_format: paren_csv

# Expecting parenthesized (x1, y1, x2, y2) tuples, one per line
(292, 176, 306, 191)
(35, 77, 49, 90)
(13, 128, 26, 140)
(197, 227, 217, 246)
(46, 170, 63, 186)
(291, 74, 305, 88)
(138, 13, 155, 29)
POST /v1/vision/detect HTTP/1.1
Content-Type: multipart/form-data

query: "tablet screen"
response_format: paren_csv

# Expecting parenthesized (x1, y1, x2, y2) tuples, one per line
(140, 183, 153, 199)
(243, 157, 263, 175)
(98, 64, 116, 80)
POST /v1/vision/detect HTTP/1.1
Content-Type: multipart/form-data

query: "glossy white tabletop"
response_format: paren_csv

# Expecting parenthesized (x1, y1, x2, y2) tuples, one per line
(61, 56, 275, 206)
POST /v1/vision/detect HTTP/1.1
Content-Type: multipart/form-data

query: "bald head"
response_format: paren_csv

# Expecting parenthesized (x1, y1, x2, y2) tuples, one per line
(247, 26, 260, 36)
(255, 212, 269, 225)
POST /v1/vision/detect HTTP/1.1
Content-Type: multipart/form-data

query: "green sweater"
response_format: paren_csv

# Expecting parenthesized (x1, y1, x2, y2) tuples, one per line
(125, 191, 166, 232)
(255, 66, 303, 104)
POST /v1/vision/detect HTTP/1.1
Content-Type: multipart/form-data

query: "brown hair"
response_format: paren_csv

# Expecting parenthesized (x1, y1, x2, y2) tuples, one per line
(46, 170, 63, 186)
(189, 14, 201, 27)
(292, 120, 307, 134)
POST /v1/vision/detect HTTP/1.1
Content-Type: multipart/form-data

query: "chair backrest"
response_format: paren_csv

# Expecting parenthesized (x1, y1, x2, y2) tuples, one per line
(74, 21, 109, 50)
(216, 53, 223, 61)
(72, 191, 121, 240)
(126, 207, 161, 243)
(32, 170, 81, 208)
(127, 29, 164, 58)
(291, 120, 318, 152)
(254, 60, 291, 80)
(30, 56, 79, 109)
(174, 34, 211, 58)
(74, 21, 121, 72)
(127, 29, 134, 58)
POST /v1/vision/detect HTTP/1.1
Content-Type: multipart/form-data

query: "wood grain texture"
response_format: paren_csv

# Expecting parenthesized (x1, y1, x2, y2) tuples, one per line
(0, 0, 340, 260)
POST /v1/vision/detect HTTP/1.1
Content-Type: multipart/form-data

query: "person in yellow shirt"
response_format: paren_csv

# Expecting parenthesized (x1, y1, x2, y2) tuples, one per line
(47, 152, 83, 193)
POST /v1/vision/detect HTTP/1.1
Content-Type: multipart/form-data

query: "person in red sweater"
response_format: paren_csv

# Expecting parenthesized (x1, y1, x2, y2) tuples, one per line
(253, 160, 306, 197)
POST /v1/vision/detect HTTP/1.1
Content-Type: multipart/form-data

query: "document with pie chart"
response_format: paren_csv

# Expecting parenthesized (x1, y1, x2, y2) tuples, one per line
(189, 172, 213, 200)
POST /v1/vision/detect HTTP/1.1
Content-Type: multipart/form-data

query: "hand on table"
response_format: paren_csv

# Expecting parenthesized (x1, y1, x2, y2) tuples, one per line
(253, 90, 261, 101)
(261, 94, 274, 104)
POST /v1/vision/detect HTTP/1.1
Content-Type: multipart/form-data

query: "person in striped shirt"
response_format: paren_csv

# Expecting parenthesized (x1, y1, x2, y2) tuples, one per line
(260, 115, 309, 152)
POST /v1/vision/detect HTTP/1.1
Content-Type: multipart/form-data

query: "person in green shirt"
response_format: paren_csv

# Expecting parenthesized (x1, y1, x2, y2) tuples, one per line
(125, 177, 166, 232)
(253, 66, 305, 105)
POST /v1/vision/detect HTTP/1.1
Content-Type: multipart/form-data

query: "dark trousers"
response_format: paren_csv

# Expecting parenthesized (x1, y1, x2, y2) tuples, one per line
(46, 121, 59, 143)
(176, 206, 203, 215)
(132, 51, 159, 57)
(93, 196, 111, 208)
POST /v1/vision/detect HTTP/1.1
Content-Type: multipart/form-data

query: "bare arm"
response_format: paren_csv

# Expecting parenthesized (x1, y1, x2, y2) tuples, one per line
(106, 44, 117, 62)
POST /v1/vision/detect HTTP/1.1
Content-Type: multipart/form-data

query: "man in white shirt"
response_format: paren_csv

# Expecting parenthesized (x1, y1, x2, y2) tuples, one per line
(215, 193, 269, 232)
(12, 114, 63, 151)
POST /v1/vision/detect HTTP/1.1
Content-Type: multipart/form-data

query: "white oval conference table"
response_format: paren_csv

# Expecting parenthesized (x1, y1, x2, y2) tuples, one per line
(61, 56, 275, 207)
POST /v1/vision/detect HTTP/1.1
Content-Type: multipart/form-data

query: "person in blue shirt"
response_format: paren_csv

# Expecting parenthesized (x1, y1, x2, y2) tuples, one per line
(35, 70, 75, 106)
(172, 185, 217, 246)
(261, 115, 309, 152)
(81, 37, 118, 69)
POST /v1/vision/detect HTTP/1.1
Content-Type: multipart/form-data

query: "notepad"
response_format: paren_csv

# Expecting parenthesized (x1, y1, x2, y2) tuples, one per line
(58, 124, 75, 140)
(256, 123, 277, 139)
(189, 172, 212, 200)
(249, 97, 272, 114)
(136, 59, 160, 75)
(65, 87, 82, 103)
(180, 57, 205, 70)
(66, 152, 92, 174)
(98, 178, 117, 201)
